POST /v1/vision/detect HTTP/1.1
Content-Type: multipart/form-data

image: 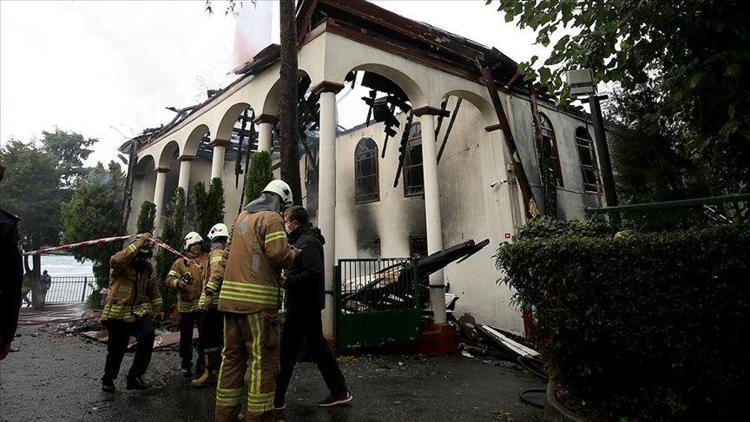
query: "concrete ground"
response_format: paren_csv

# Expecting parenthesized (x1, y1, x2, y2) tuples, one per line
(1, 324, 544, 422)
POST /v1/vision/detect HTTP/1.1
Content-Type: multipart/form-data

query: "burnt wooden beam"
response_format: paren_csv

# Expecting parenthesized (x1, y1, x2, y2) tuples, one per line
(476, 58, 536, 219)
(437, 97, 462, 164)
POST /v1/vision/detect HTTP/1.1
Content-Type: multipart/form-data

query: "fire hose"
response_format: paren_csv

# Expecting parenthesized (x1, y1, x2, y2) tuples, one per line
(22, 234, 201, 267)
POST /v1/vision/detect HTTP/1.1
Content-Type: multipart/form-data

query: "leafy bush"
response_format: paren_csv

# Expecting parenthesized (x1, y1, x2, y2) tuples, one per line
(244, 151, 273, 205)
(155, 188, 186, 314)
(496, 219, 750, 420)
(136, 201, 156, 233)
(192, 178, 225, 244)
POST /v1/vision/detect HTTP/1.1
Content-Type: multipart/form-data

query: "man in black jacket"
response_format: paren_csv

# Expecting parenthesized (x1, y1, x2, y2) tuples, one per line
(274, 206, 352, 409)
(0, 163, 23, 361)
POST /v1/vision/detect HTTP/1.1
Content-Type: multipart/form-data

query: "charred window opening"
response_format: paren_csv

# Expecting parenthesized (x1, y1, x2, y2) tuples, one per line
(403, 123, 424, 197)
(534, 113, 564, 187)
(575, 127, 599, 192)
(355, 137, 380, 203)
(409, 236, 427, 258)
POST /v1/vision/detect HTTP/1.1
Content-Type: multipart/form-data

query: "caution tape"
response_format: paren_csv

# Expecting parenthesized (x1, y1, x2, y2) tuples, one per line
(22, 234, 201, 268)
(22, 235, 136, 256)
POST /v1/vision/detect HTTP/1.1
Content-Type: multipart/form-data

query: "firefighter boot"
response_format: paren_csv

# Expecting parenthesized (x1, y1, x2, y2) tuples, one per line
(191, 354, 217, 388)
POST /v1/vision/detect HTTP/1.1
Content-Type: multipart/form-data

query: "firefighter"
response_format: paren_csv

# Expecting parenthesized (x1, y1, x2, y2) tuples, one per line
(215, 180, 297, 422)
(166, 231, 209, 377)
(100, 233, 163, 392)
(192, 223, 229, 388)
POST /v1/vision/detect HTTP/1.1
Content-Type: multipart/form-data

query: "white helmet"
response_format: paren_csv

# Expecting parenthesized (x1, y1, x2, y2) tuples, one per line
(207, 223, 229, 241)
(263, 179, 293, 205)
(184, 231, 204, 249)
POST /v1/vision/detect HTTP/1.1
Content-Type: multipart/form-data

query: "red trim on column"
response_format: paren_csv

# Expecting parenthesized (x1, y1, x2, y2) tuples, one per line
(209, 138, 231, 148)
(311, 81, 345, 95)
(253, 114, 279, 125)
(177, 155, 197, 162)
(154, 167, 170, 173)
(413, 106, 450, 117)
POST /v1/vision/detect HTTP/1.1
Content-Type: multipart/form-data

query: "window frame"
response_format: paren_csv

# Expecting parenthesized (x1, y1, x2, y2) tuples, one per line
(534, 112, 564, 187)
(354, 137, 380, 204)
(403, 122, 424, 197)
(575, 127, 599, 193)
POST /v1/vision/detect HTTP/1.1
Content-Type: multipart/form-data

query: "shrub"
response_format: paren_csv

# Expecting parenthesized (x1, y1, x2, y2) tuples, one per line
(244, 151, 273, 205)
(136, 201, 156, 233)
(154, 188, 186, 314)
(496, 219, 750, 420)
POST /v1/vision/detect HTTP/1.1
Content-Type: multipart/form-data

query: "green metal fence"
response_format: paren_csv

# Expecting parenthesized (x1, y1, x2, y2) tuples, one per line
(334, 258, 422, 351)
(586, 193, 750, 231)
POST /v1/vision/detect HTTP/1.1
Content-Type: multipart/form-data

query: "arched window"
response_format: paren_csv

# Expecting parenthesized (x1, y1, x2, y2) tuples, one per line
(575, 127, 599, 192)
(403, 122, 424, 197)
(534, 113, 564, 187)
(355, 138, 379, 203)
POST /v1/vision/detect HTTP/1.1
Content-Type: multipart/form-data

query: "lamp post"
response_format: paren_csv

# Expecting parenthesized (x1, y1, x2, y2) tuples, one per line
(566, 69, 618, 207)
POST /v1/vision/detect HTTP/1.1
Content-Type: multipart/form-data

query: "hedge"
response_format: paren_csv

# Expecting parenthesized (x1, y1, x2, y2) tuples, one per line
(496, 219, 750, 420)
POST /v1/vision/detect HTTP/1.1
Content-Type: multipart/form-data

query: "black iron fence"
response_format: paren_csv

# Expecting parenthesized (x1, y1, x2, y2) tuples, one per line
(337, 258, 421, 313)
(42, 276, 92, 304)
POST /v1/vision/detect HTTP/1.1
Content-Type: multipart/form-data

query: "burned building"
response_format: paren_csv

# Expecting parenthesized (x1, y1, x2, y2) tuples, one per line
(125, 0, 605, 337)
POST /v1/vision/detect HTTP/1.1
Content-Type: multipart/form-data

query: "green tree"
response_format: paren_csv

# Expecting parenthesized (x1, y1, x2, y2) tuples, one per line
(40, 129, 97, 186)
(608, 85, 712, 203)
(155, 187, 187, 313)
(192, 178, 226, 241)
(488, 0, 750, 193)
(244, 151, 273, 205)
(136, 201, 156, 233)
(0, 140, 65, 250)
(62, 161, 126, 289)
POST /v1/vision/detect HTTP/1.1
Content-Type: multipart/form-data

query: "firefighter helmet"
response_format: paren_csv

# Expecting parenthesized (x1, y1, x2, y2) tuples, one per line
(207, 223, 229, 241)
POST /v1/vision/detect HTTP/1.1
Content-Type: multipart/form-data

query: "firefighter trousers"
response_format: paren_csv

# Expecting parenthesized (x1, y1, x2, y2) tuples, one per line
(215, 311, 280, 422)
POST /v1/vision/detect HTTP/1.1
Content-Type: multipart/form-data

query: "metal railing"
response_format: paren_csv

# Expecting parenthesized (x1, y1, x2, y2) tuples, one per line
(43, 276, 92, 304)
(586, 194, 750, 231)
(337, 258, 420, 314)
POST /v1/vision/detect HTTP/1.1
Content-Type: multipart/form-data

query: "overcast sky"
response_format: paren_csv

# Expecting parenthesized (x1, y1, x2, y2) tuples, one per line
(0, 1, 548, 166)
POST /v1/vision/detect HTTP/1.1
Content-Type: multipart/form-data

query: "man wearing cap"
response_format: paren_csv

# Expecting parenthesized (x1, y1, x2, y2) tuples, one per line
(100, 233, 163, 392)
(166, 231, 209, 378)
(215, 180, 297, 422)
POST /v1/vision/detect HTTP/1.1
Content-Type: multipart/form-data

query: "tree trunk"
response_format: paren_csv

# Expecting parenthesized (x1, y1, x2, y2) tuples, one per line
(279, 0, 302, 205)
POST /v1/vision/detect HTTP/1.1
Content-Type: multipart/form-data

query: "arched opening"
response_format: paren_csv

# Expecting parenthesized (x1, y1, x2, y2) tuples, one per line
(354, 137, 379, 203)
(157, 141, 181, 216)
(333, 65, 426, 260)
(575, 126, 598, 192)
(129, 155, 156, 233)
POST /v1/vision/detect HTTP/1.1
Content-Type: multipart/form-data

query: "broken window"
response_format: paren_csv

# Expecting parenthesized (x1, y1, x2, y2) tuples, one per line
(355, 137, 380, 203)
(409, 236, 428, 258)
(534, 113, 564, 187)
(575, 127, 599, 192)
(403, 123, 424, 197)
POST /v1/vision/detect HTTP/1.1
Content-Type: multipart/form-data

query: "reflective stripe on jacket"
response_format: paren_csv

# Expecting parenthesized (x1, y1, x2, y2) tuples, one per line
(219, 210, 296, 314)
(101, 238, 162, 322)
(199, 247, 227, 309)
(166, 252, 208, 313)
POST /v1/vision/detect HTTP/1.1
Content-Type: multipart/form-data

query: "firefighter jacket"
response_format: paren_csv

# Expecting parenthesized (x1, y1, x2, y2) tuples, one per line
(199, 246, 227, 309)
(166, 251, 209, 313)
(101, 238, 162, 322)
(219, 210, 296, 315)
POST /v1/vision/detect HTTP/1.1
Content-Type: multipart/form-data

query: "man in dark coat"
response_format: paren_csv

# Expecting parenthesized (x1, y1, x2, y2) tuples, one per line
(274, 206, 351, 409)
(0, 163, 24, 361)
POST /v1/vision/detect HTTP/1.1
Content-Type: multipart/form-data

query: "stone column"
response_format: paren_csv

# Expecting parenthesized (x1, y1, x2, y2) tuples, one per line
(153, 167, 169, 232)
(414, 106, 449, 325)
(177, 155, 196, 193)
(253, 114, 277, 153)
(210, 138, 231, 180)
(312, 81, 344, 339)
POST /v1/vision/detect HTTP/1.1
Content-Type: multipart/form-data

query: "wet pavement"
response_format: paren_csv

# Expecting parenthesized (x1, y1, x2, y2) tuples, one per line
(1, 324, 544, 422)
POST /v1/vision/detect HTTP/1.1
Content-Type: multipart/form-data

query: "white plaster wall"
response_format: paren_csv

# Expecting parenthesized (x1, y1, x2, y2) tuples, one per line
(334, 118, 426, 260)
